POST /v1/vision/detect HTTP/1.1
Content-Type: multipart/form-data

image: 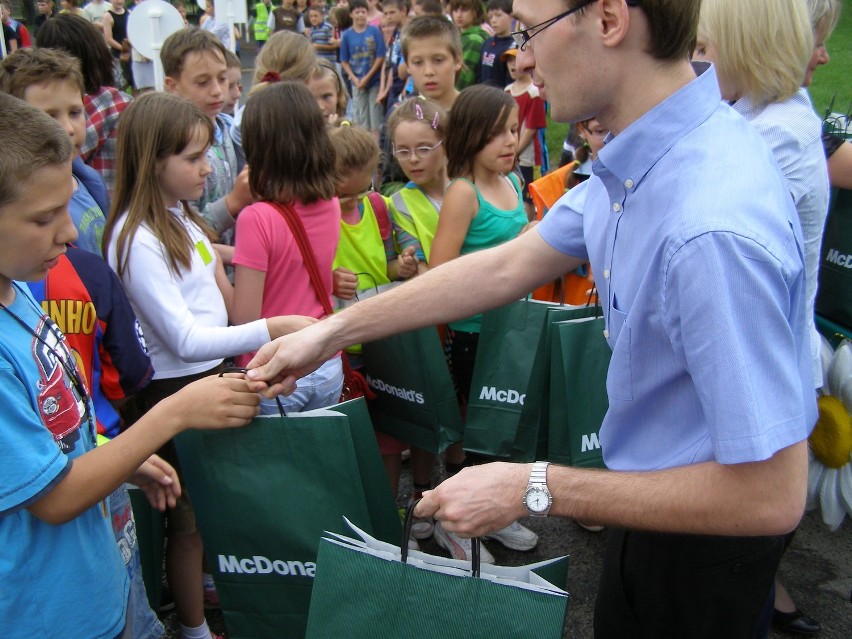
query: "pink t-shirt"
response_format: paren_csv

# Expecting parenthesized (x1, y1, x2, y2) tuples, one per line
(233, 197, 341, 319)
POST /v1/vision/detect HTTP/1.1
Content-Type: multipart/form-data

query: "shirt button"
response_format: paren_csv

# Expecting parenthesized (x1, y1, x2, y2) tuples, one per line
(603, 329, 610, 339)
(612, 202, 622, 212)
(624, 179, 634, 189)
(603, 269, 610, 279)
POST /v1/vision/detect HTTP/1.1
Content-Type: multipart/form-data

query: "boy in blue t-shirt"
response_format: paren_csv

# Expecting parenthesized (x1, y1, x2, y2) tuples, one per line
(0, 93, 259, 639)
(341, 0, 387, 140)
(479, 0, 515, 88)
(305, 4, 338, 64)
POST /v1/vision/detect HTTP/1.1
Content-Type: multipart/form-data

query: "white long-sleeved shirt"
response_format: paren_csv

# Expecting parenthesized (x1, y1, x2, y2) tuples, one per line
(106, 206, 270, 379)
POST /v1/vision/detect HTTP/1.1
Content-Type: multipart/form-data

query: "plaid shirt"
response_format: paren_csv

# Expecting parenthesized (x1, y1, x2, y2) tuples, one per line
(82, 86, 133, 196)
(456, 25, 488, 90)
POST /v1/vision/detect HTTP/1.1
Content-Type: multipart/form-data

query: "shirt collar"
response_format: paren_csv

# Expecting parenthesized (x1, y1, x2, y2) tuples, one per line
(594, 62, 722, 189)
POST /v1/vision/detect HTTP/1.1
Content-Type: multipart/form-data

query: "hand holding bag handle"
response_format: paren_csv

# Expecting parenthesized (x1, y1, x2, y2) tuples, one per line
(403, 499, 480, 578)
(271, 202, 374, 401)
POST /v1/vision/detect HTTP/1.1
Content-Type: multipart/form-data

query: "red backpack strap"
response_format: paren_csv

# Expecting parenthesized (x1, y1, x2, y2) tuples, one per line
(367, 191, 391, 241)
(272, 202, 334, 316)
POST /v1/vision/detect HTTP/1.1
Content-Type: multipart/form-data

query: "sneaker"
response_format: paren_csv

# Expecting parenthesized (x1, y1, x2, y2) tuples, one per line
(433, 522, 495, 564)
(484, 520, 538, 551)
(407, 499, 434, 540)
(203, 582, 220, 609)
(577, 521, 605, 533)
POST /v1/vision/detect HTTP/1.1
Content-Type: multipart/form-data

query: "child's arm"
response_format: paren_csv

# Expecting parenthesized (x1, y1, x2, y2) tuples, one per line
(333, 267, 359, 300)
(215, 252, 235, 317)
(357, 56, 385, 90)
(27, 374, 259, 525)
(429, 180, 479, 268)
(518, 126, 539, 158)
(231, 263, 265, 325)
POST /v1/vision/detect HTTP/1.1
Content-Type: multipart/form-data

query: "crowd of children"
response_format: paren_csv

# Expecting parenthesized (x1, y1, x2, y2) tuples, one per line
(4, 0, 847, 638)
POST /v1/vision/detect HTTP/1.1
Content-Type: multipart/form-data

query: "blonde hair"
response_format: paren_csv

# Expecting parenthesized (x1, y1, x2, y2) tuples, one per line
(329, 124, 381, 177)
(698, 0, 813, 104)
(806, 0, 841, 39)
(103, 92, 215, 278)
(310, 58, 348, 119)
(250, 31, 318, 95)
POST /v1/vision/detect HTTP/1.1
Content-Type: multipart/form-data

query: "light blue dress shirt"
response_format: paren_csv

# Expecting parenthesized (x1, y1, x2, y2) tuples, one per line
(538, 63, 816, 472)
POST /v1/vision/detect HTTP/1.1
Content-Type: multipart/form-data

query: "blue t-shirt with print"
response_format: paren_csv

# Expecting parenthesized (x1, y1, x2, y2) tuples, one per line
(341, 25, 386, 89)
(0, 284, 128, 638)
(69, 178, 107, 255)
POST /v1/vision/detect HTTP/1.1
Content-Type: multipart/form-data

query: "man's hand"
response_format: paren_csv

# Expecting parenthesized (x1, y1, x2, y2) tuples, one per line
(130, 454, 181, 511)
(246, 318, 337, 397)
(415, 462, 529, 538)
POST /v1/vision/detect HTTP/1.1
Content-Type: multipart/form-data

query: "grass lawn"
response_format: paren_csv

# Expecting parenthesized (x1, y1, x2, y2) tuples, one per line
(545, 0, 852, 161)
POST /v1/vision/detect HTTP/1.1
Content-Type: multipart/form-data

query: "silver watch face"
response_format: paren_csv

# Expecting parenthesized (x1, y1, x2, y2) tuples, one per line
(525, 486, 550, 513)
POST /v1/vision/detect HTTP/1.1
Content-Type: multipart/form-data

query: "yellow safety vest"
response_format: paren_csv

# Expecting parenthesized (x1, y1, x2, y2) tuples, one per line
(254, 2, 271, 42)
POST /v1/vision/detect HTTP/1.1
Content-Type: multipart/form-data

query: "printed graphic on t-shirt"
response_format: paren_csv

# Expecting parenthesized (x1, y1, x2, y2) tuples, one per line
(32, 316, 86, 453)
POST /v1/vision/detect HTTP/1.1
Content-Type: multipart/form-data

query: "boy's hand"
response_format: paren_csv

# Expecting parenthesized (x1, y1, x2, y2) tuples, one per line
(130, 454, 181, 511)
(333, 267, 358, 299)
(266, 315, 318, 340)
(213, 243, 235, 266)
(225, 167, 253, 217)
(160, 374, 260, 432)
(396, 246, 418, 280)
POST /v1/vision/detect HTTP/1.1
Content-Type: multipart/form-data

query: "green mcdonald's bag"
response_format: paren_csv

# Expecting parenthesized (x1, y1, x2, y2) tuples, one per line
(306, 518, 569, 639)
(816, 188, 852, 331)
(173, 398, 400, 639)
(513, 304, 603, 461)
(548, 317, 610, 468)
(464, 299, 558, 458)
(362, 326, 463, 453)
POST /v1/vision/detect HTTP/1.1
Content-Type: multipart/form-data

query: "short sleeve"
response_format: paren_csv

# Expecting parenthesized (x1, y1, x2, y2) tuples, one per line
(536, 180, 589, 260)
(233, 205, 275, 273)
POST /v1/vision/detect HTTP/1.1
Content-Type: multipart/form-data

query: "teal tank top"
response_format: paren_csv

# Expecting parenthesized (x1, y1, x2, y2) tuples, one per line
(449, 172, 527, 333)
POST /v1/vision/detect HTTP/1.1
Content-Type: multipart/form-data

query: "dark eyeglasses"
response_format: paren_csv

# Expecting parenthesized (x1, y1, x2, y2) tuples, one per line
(510, 0, 639, 52)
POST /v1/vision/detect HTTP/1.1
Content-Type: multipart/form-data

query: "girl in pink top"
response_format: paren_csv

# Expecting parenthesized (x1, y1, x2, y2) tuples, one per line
(232, 81, 343, 413)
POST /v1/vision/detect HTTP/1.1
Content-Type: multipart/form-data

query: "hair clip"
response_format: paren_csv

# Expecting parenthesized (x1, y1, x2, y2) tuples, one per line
(340, 120, 352, 127)
(414, 103, 425, 121)
(431, 112, 440, 130)
(261, 71, 281, 84)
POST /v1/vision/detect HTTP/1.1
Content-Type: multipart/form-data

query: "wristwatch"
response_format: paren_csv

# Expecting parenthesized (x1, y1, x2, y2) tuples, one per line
(523, 461, 552, 517)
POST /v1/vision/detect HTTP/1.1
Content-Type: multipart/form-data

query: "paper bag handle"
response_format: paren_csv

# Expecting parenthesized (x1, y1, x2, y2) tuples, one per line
(220, 366, 287, 416)
(403, 499, 481, 578)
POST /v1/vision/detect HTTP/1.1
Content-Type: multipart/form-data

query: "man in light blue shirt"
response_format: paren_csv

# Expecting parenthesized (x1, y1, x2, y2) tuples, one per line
(245, 2, 815, 635)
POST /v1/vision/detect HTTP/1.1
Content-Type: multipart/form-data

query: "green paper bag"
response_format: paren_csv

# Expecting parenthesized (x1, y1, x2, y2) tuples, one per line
(548, 317, 610, 468)
(173, 399, 400, 639)
(816, 188, 852, 331)
(513, 305, 603, 461)
(306, 519, 570, 639)
(464, 299, 559, 458)
(362, 327, 463, 453)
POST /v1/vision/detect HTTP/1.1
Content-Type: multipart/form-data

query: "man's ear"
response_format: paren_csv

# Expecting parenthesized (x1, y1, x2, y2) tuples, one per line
(596, 0, 632, 49)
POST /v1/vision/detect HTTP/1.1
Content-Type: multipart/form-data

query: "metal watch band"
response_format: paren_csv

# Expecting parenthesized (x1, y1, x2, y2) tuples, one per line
(530, 461, 550, 486)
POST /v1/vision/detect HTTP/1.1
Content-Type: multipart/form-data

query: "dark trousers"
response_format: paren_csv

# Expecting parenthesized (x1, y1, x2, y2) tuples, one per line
(594, 528, 785, 639)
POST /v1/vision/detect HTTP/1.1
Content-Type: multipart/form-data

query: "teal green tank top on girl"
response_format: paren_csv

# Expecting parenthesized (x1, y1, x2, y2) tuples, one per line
(449, 172, 527, 333)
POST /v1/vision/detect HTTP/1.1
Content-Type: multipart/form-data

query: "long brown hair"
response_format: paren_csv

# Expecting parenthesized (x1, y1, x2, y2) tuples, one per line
(103, 92, 215, 279)
(242, 82, 337, 204)
(445, 84, 515, 179)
